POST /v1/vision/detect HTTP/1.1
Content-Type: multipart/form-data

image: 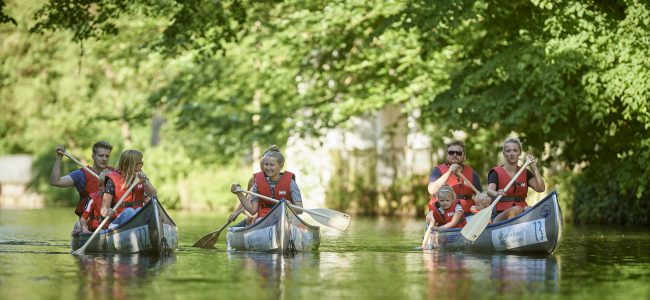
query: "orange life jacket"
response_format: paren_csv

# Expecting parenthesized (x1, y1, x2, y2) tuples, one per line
(74, 166, 114, 217)
(492, 165, 528, 212)
(428, 164, 477, 213)
(82, 192, 105, 231)
(430, 199, 467, 228)
(254, 171, 294, 218)
(106, 171, 146, 216)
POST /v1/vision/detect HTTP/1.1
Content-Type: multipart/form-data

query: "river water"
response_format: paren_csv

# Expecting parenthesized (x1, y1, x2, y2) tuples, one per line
(1, 208, 649, 299)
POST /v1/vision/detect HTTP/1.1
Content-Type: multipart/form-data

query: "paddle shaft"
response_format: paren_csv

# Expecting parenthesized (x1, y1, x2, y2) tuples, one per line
(64, 151, 99, 179)
(460, 160, 533, 241)
(238, 190, 330, 219)
(421, 220, 435, 249)
(73, 178, 140, 255)
(456, 171, 481, 195)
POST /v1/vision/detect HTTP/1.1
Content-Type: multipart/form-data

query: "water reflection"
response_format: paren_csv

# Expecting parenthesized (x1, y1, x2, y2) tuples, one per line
(76, 254, 176, 300)
(423, 252, 560, 299)
(227, 252, 320, 299)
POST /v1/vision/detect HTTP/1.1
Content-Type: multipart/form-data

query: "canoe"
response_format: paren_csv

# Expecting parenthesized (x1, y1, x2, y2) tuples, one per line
(71, 198, 178, 255)
(424, 191, 563, 254)
(226, 199, 320, 254)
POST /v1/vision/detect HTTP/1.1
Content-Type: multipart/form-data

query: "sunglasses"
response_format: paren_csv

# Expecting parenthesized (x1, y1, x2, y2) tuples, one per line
(448, 150, 464, 156)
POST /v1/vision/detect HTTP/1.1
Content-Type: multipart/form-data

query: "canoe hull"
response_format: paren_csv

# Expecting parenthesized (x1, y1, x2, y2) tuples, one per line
(71, 199, 178, 255)
(425, 191, 563, 254)
(227, 200, 320, 254)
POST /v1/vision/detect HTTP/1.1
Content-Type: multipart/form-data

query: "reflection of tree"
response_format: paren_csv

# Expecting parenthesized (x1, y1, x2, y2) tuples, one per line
(76, 254, 176, 300)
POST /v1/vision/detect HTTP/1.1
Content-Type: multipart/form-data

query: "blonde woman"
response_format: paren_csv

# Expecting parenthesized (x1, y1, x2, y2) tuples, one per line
(101, 150, 157, 228)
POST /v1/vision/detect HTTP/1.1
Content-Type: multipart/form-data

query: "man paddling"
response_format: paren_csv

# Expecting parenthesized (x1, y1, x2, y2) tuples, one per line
(427, 140, 482, 222)
(51, 141, 114, 233)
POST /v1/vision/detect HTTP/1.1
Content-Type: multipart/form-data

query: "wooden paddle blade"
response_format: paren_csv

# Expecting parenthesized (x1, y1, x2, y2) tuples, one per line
(192, 221, 231, 248)
(192, 231, 220, 248)
(305, 208, 351, 231)
(460, 206, 492, 241)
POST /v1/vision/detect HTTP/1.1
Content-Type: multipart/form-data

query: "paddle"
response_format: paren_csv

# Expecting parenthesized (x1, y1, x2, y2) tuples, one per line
(460, 159, 532, 241)
(72, 178, 140, 255)
(456, 171, 481, 194)
(192, 220, 233, 248)
(237, 189, 351, 231)
(421, 220, 436, 250)
(63, 151, 99, 179)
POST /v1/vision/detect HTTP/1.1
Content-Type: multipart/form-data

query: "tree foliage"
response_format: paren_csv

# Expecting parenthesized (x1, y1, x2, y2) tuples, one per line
(1, 0, 649, 222)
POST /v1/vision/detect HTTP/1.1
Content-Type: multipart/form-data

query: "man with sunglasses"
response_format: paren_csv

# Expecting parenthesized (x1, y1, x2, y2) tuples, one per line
(427, 140, 482, 216)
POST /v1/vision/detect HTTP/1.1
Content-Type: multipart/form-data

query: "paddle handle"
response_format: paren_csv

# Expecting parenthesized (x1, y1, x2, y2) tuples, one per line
(238, 190, 329, 220)
(456, 172, 481, 195)
(73, 178, 140, 255)
(63, 151, 99, 179)
(421, 220, 435, 249)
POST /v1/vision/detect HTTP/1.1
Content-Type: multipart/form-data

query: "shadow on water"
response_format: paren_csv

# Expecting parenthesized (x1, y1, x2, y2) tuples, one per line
(421, 251, 560, 299)
(75, 254, 177, 300)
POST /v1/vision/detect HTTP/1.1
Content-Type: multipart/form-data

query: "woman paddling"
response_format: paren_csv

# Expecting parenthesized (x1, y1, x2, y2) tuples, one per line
(101, 150, 157, 228)
(230, 145, 303, 222)
(487, 138, 545, 222)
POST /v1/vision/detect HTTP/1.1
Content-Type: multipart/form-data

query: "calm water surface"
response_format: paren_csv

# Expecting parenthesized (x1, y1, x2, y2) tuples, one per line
(1, 208, 649, 299)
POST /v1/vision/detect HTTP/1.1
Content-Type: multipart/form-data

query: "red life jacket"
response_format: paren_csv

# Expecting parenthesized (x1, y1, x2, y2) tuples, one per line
(430, 200, 467, 228)
(82, 192, 105, 231)
(428, 164, 477, 213)
(74, 166, 114, 217)
(107, 171, 146, 216)
(492, 165, 528, 212)
(254, 171, 295, 218)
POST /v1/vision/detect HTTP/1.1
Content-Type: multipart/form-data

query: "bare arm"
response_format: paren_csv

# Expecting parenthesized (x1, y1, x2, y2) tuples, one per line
(101, 192, 114, 218)
(427, 164, 459, 195)
(231, 184, 258, 214)
(487, 182, 503, 198)
(138, 172, 157, 197)
(438, 210, 465, 229)
(50, 145, 75, 187)
(433, 210, 464, 230)
(527, 162, 546, 193)
(80, 216, 90, 233)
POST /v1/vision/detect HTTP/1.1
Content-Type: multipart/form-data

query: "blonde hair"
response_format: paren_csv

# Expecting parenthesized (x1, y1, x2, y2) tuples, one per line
(98, 169, 112, 191)
(474, 192, 491, 210)
(116, 150, 143, 189)
(503, 138, 522, 152)
(262, 145, 284, 166)
(437, 184, 456, 201)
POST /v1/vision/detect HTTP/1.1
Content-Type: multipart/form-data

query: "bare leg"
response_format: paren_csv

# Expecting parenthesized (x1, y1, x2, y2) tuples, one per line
(493, 206, 525, 222)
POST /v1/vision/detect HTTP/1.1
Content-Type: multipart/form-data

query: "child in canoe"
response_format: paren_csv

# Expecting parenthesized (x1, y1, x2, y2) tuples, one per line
(79, 169, 111, 233)
(427, 184, 466, 231)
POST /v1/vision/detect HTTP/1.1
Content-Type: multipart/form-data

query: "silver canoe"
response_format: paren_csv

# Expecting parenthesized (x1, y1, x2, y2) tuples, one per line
(424, 191, 563, 254)
(227, 200, 320, 254)
(71, 198, 178, 255)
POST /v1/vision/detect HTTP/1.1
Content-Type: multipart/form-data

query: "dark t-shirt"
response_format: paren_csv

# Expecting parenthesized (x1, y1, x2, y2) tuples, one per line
(68, 169, 86, 192)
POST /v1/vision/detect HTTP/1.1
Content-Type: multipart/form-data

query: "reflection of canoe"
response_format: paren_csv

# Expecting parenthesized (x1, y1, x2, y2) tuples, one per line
(71, 199, 178, 255)
(77, 253, 177, 279)
(425, 191, 563, 254)
(227, 200, 320, 254)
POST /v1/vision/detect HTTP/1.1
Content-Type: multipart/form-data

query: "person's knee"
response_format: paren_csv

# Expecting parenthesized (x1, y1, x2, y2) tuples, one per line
(507, 206, 524, 218)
